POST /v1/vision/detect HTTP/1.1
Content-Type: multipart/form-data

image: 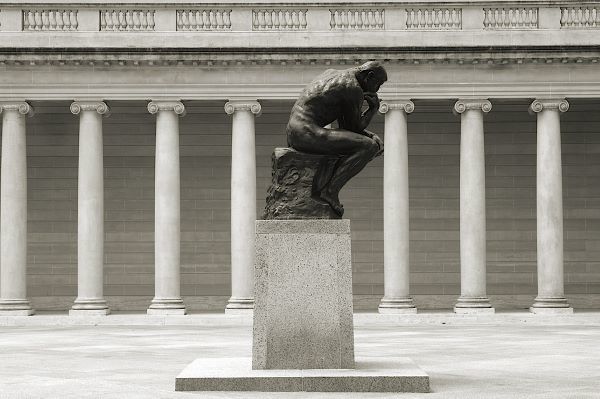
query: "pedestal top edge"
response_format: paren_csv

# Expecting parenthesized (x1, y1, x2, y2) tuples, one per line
(256, 219, 350, 234)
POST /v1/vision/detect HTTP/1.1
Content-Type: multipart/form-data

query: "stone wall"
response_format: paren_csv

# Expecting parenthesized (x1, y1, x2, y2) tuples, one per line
(19, 99, 600, 311)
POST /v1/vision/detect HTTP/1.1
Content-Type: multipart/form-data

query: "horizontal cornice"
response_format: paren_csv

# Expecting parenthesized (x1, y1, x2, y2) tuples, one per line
(0, 81, 599, 101)
(0, 47, 598, 67)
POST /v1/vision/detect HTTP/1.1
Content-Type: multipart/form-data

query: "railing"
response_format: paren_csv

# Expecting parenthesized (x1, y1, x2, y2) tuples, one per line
(22, 9, 78, 31)
(252, 9, 308, 30)
(406, 8, 462, 30)
(561, 6, 600, 28)
(1, 2, 599, 33)
(100, 10, 155, 31)
(330, 9, 385, 30)
(177, 9, 231, 31)
(484, 8, 538, 29)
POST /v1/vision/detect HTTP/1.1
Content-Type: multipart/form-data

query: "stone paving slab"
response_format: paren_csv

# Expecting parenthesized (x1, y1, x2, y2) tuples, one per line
(176, 356, 429, 392)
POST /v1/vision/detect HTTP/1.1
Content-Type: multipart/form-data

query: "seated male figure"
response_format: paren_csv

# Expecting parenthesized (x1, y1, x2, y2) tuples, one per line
(286, 61, 387, 215)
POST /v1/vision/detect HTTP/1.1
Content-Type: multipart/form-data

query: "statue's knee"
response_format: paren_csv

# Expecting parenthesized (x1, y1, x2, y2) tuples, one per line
(366, 139, 379, 155)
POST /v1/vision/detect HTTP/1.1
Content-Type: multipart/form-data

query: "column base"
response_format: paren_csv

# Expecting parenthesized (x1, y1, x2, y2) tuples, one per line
(454, 296, 495, 314)
(225, 297, 254, 314)
(378, 297, 417, 314)
(147, 297, 187, 315)
(70, 298, 110, 315)
(530, 296, 573, 314)
(0, 299, 35, 316)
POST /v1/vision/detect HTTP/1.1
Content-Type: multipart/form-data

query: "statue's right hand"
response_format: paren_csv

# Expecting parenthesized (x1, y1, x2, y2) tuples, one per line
(364, 93, 380, 110)
(372, 134, 384, 156)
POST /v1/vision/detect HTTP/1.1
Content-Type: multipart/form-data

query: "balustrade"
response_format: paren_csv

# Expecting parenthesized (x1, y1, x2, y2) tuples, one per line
(177, 9, 231, 31)
(0, 2, 597, 33)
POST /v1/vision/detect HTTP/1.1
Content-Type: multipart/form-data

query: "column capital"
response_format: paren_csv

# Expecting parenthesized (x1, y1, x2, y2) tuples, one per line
(529, 98, 569, 113)
(379, 100, 414, 114)
(70, 101, 110, 117)
(147, 101, 186, 116)
(224, 100, 261, 116)
(0, 101, 34, 117)
(454, 99, 492, 114)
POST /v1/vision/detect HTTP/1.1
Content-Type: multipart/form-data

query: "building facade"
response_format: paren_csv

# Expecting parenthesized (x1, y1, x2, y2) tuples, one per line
(0, 0, 599, 315)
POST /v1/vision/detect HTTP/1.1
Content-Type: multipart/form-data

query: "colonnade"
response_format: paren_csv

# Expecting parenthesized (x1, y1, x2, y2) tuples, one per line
(0, 98, 573, 315)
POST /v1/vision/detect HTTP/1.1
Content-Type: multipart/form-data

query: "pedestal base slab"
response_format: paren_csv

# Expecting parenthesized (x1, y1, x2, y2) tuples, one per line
(175, 356, 429, 393)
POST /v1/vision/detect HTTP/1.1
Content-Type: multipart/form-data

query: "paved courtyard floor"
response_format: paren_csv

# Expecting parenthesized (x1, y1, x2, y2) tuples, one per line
(0, 312, 599, 399)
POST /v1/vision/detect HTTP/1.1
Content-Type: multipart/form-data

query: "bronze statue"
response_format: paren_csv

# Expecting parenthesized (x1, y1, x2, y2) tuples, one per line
(264, 61, 387, 219)
(286, 61, 386, 214)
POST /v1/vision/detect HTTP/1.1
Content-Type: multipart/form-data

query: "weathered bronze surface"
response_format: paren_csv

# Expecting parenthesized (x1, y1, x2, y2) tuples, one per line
(264, 61, 386, 219)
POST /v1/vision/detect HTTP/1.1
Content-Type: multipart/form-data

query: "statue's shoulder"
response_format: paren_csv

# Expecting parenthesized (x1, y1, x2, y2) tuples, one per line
(306, 68, 361, 97)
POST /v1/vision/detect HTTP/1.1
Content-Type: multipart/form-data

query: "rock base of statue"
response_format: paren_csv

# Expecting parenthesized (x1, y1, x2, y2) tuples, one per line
(263, 147, 342, 220)
(175, 219, 430, 393)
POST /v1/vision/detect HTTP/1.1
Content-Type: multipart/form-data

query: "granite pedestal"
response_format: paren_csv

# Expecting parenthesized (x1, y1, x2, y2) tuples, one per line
(253, 219, 354, 369)
(176, 220, 429, 392)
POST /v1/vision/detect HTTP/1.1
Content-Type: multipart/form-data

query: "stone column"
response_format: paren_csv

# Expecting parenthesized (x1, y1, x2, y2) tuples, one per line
(529, 99, 573, 314)
(147, 101, 187, 315)
(378, 100, 417, 314)
(0, 102, 34, 316)
(224, 100, 261, 313)
(454, 99, 494, 314)
(69, 101, 111, 315)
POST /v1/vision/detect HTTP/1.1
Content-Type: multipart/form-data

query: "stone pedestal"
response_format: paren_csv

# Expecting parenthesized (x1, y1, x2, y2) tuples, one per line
(253, 219, 354, 370)
(175, 219, 429, 392)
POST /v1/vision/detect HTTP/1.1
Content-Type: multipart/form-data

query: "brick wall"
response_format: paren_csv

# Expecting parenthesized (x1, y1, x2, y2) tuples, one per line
(17, 99, 600, 311)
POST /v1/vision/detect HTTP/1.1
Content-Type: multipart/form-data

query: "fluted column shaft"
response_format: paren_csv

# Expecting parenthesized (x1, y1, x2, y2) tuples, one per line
(70, 101, 111, 315)
(529, 99, 573, 314)
(454, 99, 494, 314)
(378, 100, 416, 314)
(224, 100, 261, 313)
(0, 102, 35, 316)
(147, 101, 186, 315)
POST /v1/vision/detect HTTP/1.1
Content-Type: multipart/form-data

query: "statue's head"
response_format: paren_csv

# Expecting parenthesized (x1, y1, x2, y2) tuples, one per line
(355, 61, 387, 94)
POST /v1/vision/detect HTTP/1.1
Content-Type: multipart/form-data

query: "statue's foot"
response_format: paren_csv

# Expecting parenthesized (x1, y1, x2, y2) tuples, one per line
(320, 190, 344, 216)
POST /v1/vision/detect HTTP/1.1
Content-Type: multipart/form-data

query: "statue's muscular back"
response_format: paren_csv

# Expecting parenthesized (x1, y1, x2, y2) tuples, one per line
(286, 68, 363, 145)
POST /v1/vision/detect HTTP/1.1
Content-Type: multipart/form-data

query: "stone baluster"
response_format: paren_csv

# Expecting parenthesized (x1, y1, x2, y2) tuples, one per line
(70, 101, 111, 315)
(454, 99, 494, 314)
(378, 100, 417, 314)
(529, 99, 573, 314)
(147, 101, 187, 315)
(224, 100, 261, 313)
(0, 102, 35, 316)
